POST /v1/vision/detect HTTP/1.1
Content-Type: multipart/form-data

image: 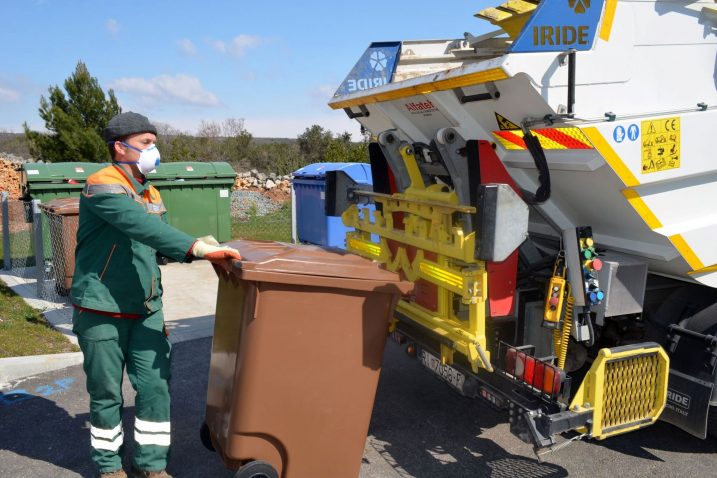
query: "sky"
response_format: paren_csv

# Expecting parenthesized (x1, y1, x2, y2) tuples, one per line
(0, 0, 496, 139)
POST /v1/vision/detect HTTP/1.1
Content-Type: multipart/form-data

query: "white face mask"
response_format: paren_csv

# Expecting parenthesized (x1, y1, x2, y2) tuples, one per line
(119, 142, 161, 174)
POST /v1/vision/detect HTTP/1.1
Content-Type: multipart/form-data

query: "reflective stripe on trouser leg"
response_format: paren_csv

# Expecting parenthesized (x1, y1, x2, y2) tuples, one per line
(91, 423, 124, 452)
(73, 308, 130, 473)
(135, 417, 171, 446)
(127, 309, 172, 472)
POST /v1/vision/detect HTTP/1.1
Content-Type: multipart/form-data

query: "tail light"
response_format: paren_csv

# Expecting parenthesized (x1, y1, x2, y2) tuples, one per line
(523, 355, 536, 384)
(500, 344, 566, 400)
(533, 361, 545, 390)
(515, 351, 526, 379)
(505, 348, 517, 375)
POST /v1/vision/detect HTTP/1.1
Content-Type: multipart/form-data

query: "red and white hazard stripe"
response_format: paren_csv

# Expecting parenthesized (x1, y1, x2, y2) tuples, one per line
(492, 127, 593, 150)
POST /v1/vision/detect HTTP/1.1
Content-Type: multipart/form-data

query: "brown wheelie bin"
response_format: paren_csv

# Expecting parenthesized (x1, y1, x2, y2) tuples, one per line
(39, 197, 80, 295)
(201, 239, 412, 478)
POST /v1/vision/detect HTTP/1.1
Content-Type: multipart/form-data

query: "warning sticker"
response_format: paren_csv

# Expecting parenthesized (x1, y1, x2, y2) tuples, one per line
(495, 113, 520, 131)
(641, 116, 680, 174)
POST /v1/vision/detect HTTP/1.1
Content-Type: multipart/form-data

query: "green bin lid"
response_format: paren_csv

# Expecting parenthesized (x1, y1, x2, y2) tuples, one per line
(22, 162, 108, 184)
(147, 162, 236, 180)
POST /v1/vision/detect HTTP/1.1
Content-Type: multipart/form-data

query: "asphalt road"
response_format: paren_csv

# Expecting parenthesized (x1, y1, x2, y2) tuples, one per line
(1, 337, 716, 478)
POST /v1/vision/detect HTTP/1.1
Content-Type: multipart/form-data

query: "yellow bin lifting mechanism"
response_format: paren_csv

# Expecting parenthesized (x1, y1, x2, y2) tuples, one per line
(327, 0, 717, 451)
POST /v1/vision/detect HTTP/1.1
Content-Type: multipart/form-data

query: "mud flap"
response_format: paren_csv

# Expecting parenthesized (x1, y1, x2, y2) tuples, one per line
(660, 369, 713, 439)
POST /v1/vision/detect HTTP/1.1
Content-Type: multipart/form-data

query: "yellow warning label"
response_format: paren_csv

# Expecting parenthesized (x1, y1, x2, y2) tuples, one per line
(495, 113, 520, 131)
(641, 116, 680, 174)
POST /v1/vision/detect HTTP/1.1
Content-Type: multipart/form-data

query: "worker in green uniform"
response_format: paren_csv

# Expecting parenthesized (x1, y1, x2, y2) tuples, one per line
(71, 112, 242, 478)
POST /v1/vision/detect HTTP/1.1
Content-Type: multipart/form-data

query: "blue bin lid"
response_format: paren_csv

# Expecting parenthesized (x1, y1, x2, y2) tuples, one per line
(292, 162, 372, 184)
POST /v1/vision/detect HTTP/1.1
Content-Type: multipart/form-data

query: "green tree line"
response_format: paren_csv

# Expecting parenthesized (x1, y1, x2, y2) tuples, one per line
(18, 61, 369, 175)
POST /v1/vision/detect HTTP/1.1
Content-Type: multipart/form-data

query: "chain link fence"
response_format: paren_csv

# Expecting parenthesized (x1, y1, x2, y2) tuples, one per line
(1, 193, 77, 303)
(231, 190, 292, 242)
(38, 199, 79, 303)
(1, 196, 36, 278)
(1, 188, 295, 307)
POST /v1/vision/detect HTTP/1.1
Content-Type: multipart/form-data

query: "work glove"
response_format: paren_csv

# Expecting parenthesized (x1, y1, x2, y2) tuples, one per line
(191, 236, 242, 273)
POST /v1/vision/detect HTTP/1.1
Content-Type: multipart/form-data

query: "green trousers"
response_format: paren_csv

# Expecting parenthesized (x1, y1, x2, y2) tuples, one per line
(73, 308, 172, 473)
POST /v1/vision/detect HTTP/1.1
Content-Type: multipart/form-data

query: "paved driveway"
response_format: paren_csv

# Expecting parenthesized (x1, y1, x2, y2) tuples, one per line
(2, 338, 716, 477)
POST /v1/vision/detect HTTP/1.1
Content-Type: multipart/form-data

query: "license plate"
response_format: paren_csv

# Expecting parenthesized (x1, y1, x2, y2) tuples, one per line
(419, 349, 466, 393)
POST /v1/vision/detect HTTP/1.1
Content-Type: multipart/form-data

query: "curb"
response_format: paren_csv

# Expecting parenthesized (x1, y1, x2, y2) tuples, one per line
(0, 271, 81, 387)
(0, 264, 216, 387)
(0, 351, 84, 386)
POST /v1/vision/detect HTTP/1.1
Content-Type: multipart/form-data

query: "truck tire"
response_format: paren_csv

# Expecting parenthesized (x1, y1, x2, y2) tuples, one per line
(199, 422, 215, 452)
(235, 460, 278, 478)
(682, 302, 717, 439)
(645, 284, 717, 345)
(708, 408, 717, 439)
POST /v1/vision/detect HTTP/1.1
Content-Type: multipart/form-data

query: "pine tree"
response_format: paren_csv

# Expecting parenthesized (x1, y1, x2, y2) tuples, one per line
(24, 61, 121, 162)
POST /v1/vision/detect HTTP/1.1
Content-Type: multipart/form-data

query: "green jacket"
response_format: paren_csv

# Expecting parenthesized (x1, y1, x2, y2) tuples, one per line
(71, 165, 196, 315)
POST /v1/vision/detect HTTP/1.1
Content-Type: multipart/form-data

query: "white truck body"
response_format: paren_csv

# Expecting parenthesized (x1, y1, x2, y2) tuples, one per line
(330, 0, 717, 287)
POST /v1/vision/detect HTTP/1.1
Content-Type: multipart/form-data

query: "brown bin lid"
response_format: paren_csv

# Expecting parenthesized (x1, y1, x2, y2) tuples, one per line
(39, 197, 80, 215)
(224, 239, 413, 293)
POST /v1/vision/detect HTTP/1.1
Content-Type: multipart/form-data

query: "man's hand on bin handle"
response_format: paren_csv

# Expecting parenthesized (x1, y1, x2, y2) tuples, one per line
(191, 237, 242, 273)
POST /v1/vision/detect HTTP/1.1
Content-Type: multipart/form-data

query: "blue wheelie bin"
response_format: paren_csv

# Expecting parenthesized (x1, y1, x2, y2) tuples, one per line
(292, 162, 373, 249)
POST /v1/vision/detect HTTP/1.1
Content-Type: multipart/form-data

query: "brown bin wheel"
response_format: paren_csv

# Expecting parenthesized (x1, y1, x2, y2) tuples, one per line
(235, 460, 278, 478)
(199, 422, 215, 452)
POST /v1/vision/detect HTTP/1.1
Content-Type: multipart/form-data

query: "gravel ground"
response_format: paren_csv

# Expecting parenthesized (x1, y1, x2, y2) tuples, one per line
(231, 189, 285, 219)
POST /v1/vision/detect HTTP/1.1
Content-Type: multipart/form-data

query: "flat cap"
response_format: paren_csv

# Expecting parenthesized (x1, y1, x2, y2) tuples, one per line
(102, 112, 158, 142)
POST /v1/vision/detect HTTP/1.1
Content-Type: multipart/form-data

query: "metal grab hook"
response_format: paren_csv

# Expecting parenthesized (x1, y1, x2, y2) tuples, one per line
(534, 433, 587, 462)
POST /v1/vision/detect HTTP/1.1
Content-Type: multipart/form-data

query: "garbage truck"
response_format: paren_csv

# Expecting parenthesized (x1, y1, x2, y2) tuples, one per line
(326, 0, 717, 451)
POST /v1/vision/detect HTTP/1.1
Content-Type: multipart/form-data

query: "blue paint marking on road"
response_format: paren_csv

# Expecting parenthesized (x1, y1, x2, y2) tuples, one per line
(0, 378, 76, 406)
(0, 389, 33, 405)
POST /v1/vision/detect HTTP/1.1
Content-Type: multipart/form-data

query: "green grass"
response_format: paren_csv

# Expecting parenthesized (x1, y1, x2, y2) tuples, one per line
(231, 203, 292, 242)
(0, 229, 37, 266)
(0, 280, 79, 358)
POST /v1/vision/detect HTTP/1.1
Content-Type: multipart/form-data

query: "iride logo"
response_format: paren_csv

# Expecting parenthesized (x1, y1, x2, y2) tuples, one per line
(568, 0, 591, 14)
(667, 389, 691, 409)
(369, 51, 387, 72)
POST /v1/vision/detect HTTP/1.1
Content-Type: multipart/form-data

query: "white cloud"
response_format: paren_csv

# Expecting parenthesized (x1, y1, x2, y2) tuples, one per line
(106, 19, 120, 35)
(229, 35, 261, 57)
(0, 86, 20, 102)
(207, 35, 262, 57)
(177, 39, 197, 56)
(110, 74, 220, 107)
(210, 40, 226, 53)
